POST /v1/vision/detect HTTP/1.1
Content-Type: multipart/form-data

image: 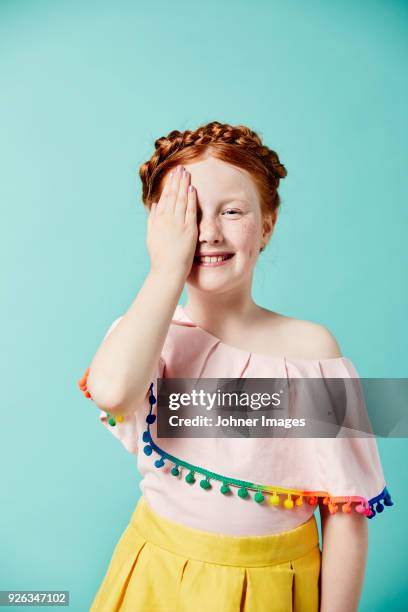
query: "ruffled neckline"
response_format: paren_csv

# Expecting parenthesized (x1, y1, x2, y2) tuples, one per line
(172, 304, 350, 365)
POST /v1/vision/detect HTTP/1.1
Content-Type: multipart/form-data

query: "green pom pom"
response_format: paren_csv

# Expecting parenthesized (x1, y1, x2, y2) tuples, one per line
(255, 491, 265, 503)
(171, 466, 180, 476)
(185, 471, 195, 484)
(238, 487, 249, 499)
(220, 483, 230, 494)
(200, 478, 211, 490)
(108, 417, 116, 426)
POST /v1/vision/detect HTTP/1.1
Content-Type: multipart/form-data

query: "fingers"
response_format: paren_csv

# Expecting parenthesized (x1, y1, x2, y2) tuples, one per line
(173, 168, 197, 226)
(154, 165, 196, 226)
(185, 183, 197, 225)
(167, 166, 185, 215)
(155, 165, 181, 215)
(174, 169, 190, 221)
(160, 168, 176, 200)
(155, 168, 177, 215)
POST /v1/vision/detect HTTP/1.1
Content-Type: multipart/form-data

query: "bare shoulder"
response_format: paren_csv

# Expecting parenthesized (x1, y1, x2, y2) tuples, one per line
(259, 308, 343, 360)
(288, 317, 343, 359)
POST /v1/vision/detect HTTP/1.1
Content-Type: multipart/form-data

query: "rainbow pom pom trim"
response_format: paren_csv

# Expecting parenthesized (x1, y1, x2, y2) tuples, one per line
(78, 369, 394, 519)
(141, 384, 394, 518)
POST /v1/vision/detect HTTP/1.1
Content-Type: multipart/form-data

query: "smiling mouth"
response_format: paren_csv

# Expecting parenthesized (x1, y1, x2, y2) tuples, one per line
(193, 254, 235, 267)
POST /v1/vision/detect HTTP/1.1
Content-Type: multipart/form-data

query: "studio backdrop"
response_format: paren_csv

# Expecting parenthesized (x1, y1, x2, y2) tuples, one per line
(0, 1, 406, 610)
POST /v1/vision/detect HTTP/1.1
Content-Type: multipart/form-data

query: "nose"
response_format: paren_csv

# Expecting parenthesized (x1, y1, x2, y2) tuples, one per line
(197, 214, 224, 245)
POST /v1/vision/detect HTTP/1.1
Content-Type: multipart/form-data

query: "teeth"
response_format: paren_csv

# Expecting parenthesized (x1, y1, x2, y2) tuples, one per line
(198, 255, 230, 263)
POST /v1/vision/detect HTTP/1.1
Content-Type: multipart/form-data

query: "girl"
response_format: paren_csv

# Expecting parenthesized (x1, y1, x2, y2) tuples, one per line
(78, 121, 393, 612)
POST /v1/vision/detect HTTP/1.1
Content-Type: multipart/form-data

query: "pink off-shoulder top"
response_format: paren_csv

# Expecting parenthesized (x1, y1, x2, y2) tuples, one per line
(78, 304, 393, 536)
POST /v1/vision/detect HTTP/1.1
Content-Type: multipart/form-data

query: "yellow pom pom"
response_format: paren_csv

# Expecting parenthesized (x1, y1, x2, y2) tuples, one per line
(295, 496, 303, 506)
(269, 493, 280, 506)
(284, 496, 294, 509)
(116, 415, 124, 423)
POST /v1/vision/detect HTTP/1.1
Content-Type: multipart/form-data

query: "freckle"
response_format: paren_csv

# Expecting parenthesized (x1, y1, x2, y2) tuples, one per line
(241, 219, 256, 235)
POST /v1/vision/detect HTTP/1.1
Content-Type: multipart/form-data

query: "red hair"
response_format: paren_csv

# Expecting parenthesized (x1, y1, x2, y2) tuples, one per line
(139, 121, 287, 222)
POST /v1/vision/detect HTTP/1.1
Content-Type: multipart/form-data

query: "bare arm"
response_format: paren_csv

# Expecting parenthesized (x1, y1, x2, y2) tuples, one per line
(86, 165, 197, 415)
(319, 501, 368, 612)
(307, 325, 368, 610)
(86, 270, 185, 414)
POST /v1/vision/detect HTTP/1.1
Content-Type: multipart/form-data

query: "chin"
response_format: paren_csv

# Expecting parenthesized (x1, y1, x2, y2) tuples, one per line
(186, 272, 250, 294)
(186, 278, 230, 292)
(186, 271, 232, 290)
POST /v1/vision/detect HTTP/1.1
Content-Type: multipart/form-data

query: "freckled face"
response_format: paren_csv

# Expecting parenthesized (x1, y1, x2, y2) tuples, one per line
(183, 156, 264, 293)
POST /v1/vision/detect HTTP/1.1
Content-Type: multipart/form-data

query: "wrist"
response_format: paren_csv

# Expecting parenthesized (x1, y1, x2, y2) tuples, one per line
(148, 267, 186, 290)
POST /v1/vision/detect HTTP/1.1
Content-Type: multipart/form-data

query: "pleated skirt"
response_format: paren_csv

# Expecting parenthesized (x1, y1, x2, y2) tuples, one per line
(90, 495, 321, 612)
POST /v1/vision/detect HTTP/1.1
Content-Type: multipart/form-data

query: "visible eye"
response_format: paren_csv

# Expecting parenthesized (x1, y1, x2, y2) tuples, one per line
(222, 209, 241, 216)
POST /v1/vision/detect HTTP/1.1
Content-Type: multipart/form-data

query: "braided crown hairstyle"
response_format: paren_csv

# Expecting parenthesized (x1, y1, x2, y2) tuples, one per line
(139, 121, 287, 229)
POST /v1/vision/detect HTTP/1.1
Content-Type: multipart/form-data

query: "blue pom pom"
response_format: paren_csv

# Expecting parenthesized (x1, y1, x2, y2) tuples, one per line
(142, 431, 151, 443)
(149, 395, 157, 406)
(154, 458, 165, 468)
(376, 502, 384, 512)
(384, 498, 394, 506)
(143, 444, 153, 456)
(146, 414, 156, 424)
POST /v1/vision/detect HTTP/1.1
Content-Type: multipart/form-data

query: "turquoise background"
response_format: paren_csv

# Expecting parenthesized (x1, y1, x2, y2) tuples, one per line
(1, 0, 406, 609)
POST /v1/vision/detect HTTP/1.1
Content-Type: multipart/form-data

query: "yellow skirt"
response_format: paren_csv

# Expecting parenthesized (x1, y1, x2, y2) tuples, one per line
(90, 495, 321, 612)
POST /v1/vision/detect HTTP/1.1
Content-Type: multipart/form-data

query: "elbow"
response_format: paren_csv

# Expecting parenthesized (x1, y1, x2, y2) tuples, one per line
(88, 388, 124, 413)
(88, 378, 146, 417)
(82, 364, 150, 417)
(86, 372, 124, 412)
(78, 364, 128, 411)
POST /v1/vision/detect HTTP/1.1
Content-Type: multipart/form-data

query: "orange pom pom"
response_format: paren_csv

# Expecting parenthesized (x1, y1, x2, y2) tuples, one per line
(78, 367, 92, 398)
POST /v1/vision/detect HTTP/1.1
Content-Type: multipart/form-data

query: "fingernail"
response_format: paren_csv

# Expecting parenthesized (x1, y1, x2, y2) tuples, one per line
(176, 165, 183, 172)
(188, 185, 194, 192)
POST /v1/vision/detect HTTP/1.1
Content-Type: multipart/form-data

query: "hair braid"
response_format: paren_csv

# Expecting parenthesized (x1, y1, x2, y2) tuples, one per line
(139, 121, 287, 217)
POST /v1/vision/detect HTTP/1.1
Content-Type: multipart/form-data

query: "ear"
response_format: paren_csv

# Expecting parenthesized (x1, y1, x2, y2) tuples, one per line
(261, 209, 277, 246)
